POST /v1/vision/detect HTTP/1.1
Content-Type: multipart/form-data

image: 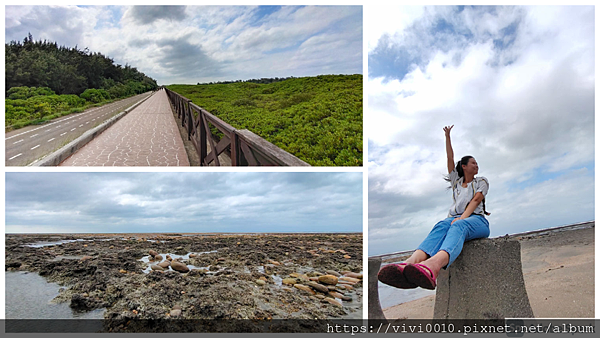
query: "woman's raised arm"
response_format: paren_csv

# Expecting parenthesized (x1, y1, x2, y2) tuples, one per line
(444, 125, 454, 174)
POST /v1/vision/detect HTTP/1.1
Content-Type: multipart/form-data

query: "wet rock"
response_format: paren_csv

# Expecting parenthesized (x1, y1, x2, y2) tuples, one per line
(294, 284, 316, 295)
(151, 265, 165, 271)
(329, 291, 345, 299)
(149, 250, 158, 257)
(343, 255, 351, 259)
(6, 261, 21, 269)
(318, 275, 338, 285)
(170, 305, 182, 317)
(187, 270, 206, 277)
(158, 261, 171, 268)
(109, 245, 114, 249)
(154, 255, 163, 262)
(166, 255, 173, 261)
(343, 272, 362, 279)
(309, 277, 319, 282)
(176, 247, 184, 251)
(282, 278, 297, 285)
(307, 281, 329, 293)
(217, 258, 226, 262)
(298, 274, 310, 281)
(170, 260, 190, 273)
(326, 270, 341, 277)
(340, 276, 360, 283)
(289, 273, 300, 278)
(307, 271, 323, 277)
(325, 298, 342, 307)
(267, 260, 281, 266)
(119, 269, 127, 274)
(189, 254, 197, 258)
(340, 295, 352, 301)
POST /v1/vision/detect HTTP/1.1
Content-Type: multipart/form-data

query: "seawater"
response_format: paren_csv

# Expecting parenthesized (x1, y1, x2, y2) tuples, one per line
(378, 279, 436, 309)
(5, 271, 105, 319)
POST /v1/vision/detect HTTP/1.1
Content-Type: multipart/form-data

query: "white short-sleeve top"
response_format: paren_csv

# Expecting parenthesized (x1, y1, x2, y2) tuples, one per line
(448, 168, 489, 217)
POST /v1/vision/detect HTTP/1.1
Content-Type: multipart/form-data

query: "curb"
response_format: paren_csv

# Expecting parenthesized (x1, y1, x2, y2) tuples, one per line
(29, 92, 155, 167)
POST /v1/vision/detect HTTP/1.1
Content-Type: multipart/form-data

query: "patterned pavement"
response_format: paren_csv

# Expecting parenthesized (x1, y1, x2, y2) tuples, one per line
(60, 89, 190, 166)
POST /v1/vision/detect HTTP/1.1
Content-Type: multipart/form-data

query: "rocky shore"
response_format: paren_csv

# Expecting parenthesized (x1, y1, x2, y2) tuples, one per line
(5, 233, 362, 332)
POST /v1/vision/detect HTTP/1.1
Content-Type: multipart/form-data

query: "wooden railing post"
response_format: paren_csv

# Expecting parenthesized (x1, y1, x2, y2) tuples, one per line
(230, 131, 239, 166)
(185, 99, 192, 140)
(199, 110, 207, 165)
(179, 97, 185, 127)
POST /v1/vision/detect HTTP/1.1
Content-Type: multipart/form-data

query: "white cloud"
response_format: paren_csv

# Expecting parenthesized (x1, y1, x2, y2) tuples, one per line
(368, 6, 594, 255)
(5, 5, 362, 84)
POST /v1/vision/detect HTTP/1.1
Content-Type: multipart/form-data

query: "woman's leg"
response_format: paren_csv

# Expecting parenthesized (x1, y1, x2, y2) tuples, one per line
(417, 215, 490, 277)
(407, 217, 454, 264)
(439, 215, 490, 268)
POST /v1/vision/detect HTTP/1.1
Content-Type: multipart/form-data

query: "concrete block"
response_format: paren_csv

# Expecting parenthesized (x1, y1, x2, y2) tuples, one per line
(368, 258, 387, 320)
(434, 237, 534, 319)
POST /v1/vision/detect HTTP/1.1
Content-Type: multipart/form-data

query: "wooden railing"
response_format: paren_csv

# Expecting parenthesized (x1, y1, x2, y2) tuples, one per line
(163, 87, 310, 166)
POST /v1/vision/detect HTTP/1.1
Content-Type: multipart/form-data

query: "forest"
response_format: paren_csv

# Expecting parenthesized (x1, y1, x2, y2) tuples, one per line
(5, 34, 158, 129)
(168, 75, 363, 166)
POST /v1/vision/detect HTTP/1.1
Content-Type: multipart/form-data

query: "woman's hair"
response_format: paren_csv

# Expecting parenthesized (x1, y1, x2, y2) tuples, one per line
(455, 155, 474, 179)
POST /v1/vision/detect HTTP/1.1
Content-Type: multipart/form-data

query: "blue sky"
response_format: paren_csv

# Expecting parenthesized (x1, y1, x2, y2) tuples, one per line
(367, 6, 594, 255)
(5, 172, 362, 234)
(5, 5, 362, 85)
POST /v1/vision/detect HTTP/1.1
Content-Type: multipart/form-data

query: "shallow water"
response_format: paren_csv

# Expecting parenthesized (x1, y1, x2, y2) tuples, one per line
(5, 271, 105, 319)
(378, 281, 436, 309)
(23, 239, 92, 248)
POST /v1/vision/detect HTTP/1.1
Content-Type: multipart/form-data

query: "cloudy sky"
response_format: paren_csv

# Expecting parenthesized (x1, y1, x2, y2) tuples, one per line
(5, 5, 362, 85)
(367, 6, 594, 255)
(5, 172, 362, 234)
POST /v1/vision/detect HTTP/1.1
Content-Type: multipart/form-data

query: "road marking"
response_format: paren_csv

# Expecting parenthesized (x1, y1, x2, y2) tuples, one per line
(31, 145, 40, 150)
(13, 139, 24, 144)
(79, 124, 83, 127)
(5, 93, 147, 140)
(71, 128, 76, 131)
(9, 153, 22, 160)
(56, 125, 62, 128)
(60, 132, 67, 136)
(85, 122, 89, 124)
(30, 134, 39, 138)
(47, 138, 55, 142)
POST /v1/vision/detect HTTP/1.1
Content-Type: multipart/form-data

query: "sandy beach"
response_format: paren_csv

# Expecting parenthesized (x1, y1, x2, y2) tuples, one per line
(382, 226, 594, 319)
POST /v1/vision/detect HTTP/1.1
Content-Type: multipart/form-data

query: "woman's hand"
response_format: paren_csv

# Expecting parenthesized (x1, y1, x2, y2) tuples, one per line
(443, 125, 454, 138)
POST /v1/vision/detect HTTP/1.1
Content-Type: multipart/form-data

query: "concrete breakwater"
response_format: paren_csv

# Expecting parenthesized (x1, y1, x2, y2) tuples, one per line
(378, 222, 594, 319)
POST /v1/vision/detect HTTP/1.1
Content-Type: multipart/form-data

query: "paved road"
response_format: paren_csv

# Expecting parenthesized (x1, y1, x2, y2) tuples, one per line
(5, 93, 151, 166)
(60, 89, 190, 166)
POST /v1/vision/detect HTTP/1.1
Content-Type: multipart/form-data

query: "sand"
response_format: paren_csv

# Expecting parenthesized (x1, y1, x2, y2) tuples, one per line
(383, 226, 594, 319)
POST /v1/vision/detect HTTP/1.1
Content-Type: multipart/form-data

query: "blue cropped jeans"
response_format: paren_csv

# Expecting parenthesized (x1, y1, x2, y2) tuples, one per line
(416, 215, 490, 268)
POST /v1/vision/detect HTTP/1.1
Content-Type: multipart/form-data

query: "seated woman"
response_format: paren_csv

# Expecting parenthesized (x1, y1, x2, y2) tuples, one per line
(378, 125, 490, 290)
